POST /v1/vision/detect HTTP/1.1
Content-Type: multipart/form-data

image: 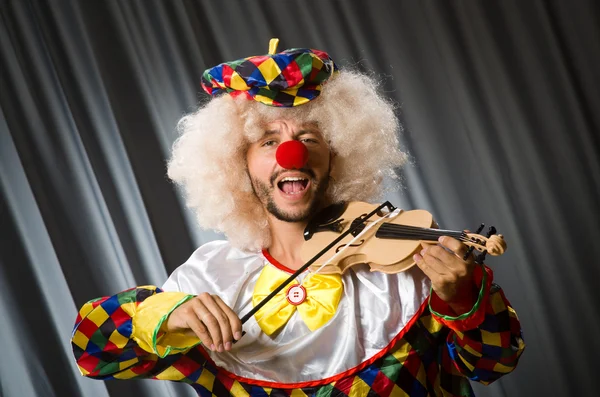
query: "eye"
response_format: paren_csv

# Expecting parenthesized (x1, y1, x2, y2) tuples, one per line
(300, 138, 318, 144)
(261, 140, 277, 147)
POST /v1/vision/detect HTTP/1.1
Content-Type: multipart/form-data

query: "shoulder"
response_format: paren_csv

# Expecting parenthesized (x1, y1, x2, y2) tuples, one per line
(162, 240, 264, 295)
(187, 240, 259, 263)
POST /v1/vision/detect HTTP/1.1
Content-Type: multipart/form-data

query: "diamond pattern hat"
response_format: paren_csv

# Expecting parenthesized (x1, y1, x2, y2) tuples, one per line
(201, 38, 338, 107)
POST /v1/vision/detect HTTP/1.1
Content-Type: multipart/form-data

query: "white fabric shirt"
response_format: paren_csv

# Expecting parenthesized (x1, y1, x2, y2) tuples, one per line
(162, 240, 431, 384)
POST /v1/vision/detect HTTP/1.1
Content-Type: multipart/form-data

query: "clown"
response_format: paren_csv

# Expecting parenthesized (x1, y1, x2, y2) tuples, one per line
(71, 40, 524, 396)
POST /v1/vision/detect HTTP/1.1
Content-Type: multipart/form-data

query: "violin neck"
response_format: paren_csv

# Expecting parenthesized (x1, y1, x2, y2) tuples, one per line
(375, 223, 463, 242)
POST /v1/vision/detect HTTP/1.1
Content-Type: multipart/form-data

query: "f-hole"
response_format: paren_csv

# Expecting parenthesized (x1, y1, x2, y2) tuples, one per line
(335, 240, 365, 253)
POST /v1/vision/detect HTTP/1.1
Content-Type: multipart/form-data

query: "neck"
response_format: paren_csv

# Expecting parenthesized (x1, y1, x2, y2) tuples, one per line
(266, 215, 310, 270)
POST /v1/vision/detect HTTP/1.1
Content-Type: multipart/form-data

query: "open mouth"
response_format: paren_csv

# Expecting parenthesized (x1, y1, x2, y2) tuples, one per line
(277, 176, 309, 195)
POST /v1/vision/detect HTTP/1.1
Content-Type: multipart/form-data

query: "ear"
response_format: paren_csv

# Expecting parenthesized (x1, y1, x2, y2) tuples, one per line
(328, 150, 337, 178)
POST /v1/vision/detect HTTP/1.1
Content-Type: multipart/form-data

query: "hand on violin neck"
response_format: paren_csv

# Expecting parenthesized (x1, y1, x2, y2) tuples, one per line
(413, 235, 478, 310)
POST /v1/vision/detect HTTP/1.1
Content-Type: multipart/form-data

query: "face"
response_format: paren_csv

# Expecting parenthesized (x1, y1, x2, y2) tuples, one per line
(246, 119, 333, 223)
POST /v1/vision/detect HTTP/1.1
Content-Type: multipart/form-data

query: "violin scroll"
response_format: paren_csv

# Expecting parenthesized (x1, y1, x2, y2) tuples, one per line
(463, 233, 507, 256)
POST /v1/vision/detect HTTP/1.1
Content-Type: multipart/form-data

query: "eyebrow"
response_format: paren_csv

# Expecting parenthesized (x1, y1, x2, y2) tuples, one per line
(261, 129, 319, 137)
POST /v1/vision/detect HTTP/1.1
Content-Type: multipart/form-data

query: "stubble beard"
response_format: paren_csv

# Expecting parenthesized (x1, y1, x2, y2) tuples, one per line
(251, 171, 330, 223)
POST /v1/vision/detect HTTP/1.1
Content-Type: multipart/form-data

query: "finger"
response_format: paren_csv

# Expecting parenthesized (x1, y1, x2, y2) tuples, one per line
(193, 295, 224, 352)
(426, 243, 473, 280)
(418, 250, 468, 300)
(414, 251, 445, 283)
(198, 293, 230, 352)
(213, 296, 243, 344)
(441, 235, 476, 264)
(430, 240, 474, 270)
(438, 236, 469, 258)
(185, 302, 214, 350)
(204, 295, 236, 351)
(421, 245, 456, 272)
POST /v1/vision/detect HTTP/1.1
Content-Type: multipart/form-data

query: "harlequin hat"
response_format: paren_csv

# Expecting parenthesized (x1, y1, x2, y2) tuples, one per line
(201, 38, 338, 107)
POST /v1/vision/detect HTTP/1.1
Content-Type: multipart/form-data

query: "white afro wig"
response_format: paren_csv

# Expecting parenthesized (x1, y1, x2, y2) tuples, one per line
(167, 70, 406, 252)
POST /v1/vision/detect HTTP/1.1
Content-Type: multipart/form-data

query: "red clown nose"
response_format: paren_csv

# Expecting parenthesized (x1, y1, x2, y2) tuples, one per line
(276, 140, 309, 169)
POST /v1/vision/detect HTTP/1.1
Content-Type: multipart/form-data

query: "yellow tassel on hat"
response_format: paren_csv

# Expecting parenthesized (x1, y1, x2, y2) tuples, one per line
(268, 38, 279, 55)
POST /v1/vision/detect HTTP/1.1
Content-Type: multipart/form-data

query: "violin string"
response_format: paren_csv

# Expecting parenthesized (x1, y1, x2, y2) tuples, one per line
(376, 227, 480, 247)
(378, 230, 472, 243)
(377, 230, 467, 241)
(377, 233, 477, 247)
(377, 223, 463, 236)
(377, 224, 467, 241)
(378, 229, 464, 237)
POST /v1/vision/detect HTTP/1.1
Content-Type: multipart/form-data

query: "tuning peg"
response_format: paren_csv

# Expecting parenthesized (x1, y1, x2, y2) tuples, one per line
(474, 226, 498, 264)
(463, 223, 485, 261)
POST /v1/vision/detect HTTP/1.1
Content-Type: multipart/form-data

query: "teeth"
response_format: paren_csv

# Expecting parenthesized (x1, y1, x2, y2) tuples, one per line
(281, 177, 307, 182)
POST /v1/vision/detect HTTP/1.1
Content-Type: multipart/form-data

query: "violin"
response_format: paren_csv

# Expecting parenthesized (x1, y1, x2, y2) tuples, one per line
(240, 200, 506, 326)
(301, 201, 507, 274)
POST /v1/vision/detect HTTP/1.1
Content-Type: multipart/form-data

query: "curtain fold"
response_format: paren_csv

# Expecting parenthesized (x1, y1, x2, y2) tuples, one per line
(1, 1, 598, 396)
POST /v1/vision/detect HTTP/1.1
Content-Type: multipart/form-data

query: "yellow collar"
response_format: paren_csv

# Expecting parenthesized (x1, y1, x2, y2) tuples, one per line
(252, 257, 343, 336)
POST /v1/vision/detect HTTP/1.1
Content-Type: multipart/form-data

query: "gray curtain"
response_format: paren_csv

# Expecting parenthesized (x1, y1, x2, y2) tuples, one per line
(1, 1, 598, 396)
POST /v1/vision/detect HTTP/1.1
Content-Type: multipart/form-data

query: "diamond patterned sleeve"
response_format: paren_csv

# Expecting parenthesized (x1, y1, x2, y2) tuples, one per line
(439, 282, 526, 386)
(70, 286, 202, 380)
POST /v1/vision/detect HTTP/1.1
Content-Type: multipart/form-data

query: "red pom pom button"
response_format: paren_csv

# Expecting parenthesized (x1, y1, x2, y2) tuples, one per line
(276, 140, 309, 169)
(286, 284, 307, 305)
